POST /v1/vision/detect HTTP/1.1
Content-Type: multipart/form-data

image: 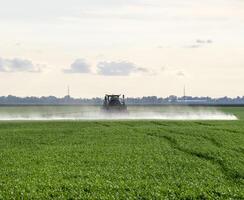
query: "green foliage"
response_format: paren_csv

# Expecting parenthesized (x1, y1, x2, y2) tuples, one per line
(0, 107, 244, 199)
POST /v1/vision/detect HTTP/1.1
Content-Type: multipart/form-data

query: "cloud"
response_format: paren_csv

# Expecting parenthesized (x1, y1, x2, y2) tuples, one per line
(15, 42, 21, 46)
(160, 65, 186, 77)
(157, 45, 171, 49)
(64, 59, 91, 73)
(0, 57, 42, 72)
(161, 66, 167, 71)
(196, 39, 213, 44)
(97, 61, 147, 76)
(137, 67, 148, 73)
(64, 59, 149, 76)
(176, 71, 185, 77)
(185, 44, 201, 49)
(184, 39, 213, 49)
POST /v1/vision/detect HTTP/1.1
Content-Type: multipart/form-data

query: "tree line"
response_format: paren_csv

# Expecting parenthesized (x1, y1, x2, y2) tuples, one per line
(0, 95, 244, 105)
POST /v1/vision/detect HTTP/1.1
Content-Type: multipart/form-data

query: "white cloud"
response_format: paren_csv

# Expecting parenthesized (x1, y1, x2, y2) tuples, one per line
(64, 59, 91, 73)
(176, 71, 185, 77)
(196, 39, 213, 44)
(184, 44, 201, 49)
(97, 61, 147, 76)
(0, 57, 42, 72)
(184, 39, 213, 48)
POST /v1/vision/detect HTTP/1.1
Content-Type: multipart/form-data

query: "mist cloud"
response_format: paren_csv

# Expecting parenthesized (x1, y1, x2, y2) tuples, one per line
(0, 57, 41, 72)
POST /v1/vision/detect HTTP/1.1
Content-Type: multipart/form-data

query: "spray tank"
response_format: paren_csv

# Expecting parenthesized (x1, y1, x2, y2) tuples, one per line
(102, 94, 127, 112)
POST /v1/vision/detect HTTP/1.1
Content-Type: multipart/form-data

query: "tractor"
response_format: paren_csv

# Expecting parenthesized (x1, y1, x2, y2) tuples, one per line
(103, 94, 127, 112)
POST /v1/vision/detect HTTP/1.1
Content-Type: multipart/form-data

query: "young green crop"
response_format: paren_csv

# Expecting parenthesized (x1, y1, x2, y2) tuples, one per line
(0, 107, 244, 199)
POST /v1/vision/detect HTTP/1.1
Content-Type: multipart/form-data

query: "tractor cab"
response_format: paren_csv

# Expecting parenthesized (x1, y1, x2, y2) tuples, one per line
(103, 94, 127, 112)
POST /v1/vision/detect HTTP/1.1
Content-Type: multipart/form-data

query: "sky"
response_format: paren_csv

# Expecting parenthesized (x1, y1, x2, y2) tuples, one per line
(0, 0, 243, 98)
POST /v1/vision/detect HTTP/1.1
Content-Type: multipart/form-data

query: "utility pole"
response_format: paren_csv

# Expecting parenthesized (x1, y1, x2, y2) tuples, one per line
(67, 85, 70, 98)
(183, 85, 186, 103)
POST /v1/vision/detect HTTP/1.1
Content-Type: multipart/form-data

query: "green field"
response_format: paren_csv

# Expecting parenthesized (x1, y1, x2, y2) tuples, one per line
(0, 107, 244, 199)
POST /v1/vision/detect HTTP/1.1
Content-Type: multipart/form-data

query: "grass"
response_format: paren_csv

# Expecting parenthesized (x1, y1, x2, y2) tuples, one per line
(0, 107, 244, 199)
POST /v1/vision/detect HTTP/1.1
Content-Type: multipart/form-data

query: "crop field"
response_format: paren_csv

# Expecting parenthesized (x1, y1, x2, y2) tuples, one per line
(0, 107, 243, 199)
